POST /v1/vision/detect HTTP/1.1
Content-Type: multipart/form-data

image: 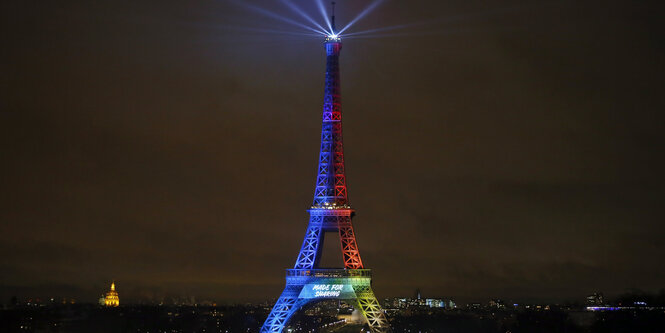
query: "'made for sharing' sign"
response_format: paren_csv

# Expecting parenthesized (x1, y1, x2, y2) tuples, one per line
(298, 284, 356, 299)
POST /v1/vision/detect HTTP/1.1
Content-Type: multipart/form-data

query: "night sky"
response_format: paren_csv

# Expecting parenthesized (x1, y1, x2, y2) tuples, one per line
(1, 0, 664, 304)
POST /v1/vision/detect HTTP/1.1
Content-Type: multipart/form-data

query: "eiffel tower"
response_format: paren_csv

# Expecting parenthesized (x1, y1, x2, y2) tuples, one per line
(260, 5, 391, 333)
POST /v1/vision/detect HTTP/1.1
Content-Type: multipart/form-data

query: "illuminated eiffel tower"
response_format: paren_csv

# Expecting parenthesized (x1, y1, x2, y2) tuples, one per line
(260, 6, 391, 333)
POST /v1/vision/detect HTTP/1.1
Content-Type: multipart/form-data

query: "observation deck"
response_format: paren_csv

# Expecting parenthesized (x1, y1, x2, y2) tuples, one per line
(286, 269, 371, 278)
(285, 269, 373, 289)
(325, 34, 341, 43)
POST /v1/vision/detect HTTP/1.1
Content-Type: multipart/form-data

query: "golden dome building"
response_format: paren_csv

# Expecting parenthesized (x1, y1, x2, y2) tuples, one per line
(104, 282, 119, 307)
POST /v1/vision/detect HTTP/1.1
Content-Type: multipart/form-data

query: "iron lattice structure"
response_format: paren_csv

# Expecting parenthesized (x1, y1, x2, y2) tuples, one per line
(260, 30, 391, 333)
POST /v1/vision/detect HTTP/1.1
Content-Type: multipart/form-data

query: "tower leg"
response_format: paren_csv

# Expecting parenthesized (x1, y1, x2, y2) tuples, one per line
(353, 285, 392, 333)
(260, 285, 308, 333)
(294, 225, 323, 269)
(339, 222, 363, 269)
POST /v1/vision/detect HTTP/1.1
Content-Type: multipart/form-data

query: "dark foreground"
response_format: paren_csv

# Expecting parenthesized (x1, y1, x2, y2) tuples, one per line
(2, 304, 665, 333)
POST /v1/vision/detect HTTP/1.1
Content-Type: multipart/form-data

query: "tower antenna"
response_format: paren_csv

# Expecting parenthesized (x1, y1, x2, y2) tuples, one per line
(331, 1, 336, 34)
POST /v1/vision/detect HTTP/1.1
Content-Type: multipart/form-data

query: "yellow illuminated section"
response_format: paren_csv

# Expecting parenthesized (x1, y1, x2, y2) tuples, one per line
(104, 281, 119, 307)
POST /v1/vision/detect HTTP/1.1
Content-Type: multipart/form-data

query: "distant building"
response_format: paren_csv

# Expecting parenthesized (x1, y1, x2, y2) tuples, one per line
(408, 297, 426, 307)
(489, 299, 506, 309)
(395, 298, 408, 309)
(426, 299, 445, 308)
(586, 293, 604, 306)
(384, 295, 455, 310)
(468, 303, 482, 309)
(104, 282, 119, 307)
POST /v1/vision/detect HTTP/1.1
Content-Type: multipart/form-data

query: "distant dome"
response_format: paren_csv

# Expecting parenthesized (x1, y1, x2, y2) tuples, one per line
(104, 281, 119, 307)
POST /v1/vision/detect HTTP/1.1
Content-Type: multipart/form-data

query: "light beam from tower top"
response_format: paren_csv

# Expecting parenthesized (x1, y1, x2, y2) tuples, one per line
(316, 0, 334, 34)
(279, 0, 329, 35)
(229, 0, 390, 41)
(337, 0, 385, 35)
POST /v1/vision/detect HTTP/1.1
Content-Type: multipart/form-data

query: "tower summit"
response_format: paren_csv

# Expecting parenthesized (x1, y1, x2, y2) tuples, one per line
(326, 2, 340, 42)
(317, 12, 344, 209)
(331, 1, 337, 34)
(260, 4, 391, 333)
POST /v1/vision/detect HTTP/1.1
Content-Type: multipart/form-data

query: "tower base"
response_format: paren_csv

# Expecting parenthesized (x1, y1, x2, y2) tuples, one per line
(261, 269, 391, 333)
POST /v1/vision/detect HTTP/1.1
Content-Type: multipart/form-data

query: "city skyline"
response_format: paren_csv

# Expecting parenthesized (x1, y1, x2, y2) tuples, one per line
(2, 0, 664, 306)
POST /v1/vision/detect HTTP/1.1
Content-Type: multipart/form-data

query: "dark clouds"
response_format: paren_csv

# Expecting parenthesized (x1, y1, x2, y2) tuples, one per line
(1, 0, 664, 303)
